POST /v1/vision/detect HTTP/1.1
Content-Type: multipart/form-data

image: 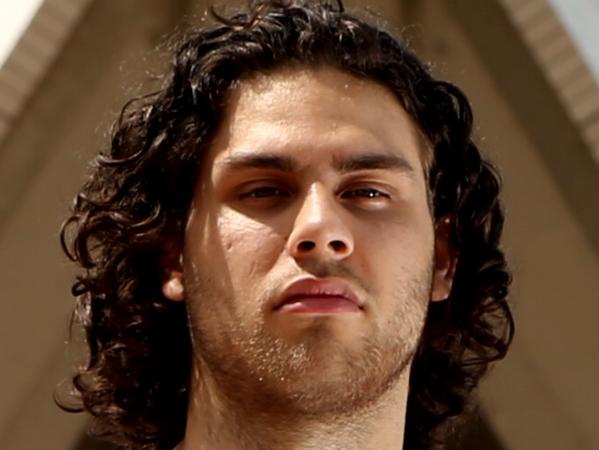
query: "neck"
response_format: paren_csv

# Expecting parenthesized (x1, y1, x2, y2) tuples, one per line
(179, 360, 410, 450)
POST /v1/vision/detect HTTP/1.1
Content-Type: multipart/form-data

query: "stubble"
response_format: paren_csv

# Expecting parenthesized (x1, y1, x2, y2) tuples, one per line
(184, 261, 433, 419)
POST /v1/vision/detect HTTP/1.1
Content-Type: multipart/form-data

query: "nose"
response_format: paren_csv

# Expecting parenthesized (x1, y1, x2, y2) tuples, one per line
(286, 185, 354, 261)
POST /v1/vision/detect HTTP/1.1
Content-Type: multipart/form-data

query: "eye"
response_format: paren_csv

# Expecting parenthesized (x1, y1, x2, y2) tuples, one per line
(239, 186, 291, 200)
(341, 187, 390, 200)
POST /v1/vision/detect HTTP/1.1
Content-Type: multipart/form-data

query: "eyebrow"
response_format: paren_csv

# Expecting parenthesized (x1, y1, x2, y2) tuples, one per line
(218, 153, 298, 172)
(217, 151, 415, 175)
(332, 153, 415, 174)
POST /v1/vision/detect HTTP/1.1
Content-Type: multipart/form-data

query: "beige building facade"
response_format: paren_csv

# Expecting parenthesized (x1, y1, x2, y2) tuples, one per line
(1, 1, 598, 449)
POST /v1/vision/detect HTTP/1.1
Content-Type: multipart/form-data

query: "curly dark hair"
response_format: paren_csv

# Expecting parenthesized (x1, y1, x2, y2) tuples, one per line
(58, 1, 514, 449)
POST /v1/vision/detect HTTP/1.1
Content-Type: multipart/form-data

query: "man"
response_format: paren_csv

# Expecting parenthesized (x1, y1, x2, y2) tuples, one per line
(59, 1, 514, 449)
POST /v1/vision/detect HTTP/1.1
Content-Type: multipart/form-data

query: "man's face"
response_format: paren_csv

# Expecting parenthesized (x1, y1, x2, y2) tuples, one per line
(174, 67, 450, 415)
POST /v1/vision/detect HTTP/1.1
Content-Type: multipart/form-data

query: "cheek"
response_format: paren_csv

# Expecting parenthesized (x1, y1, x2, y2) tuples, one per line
(185, 207, 286, 319)
(356, 212, 434, 285)
(361, 202, 433, 247)
(217, 208, 285, 284)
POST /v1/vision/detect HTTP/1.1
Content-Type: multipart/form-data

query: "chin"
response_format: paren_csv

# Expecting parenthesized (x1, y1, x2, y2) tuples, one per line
(274, 353, 410, 417)
(245, 331, 415, 417)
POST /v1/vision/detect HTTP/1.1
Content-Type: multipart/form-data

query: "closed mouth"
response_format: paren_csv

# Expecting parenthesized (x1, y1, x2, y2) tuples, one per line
(274, 277, 364, 312)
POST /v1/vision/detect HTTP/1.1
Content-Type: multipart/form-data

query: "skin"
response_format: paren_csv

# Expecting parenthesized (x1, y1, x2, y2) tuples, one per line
(163, 67, 455, 450)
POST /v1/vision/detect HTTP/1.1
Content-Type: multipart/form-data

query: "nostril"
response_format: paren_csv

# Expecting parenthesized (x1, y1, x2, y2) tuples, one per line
(329, 240, 347, 252)
(298, 240, 316, 252)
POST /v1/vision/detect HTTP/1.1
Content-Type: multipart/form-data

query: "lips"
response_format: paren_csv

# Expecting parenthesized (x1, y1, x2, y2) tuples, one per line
(274, 277, 364, 313)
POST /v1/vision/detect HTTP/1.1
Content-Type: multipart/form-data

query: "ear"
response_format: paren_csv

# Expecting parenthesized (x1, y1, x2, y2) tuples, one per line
(431, 215, 458, 302)
(162, 271, 185, 302)
(160, 240, 185, 302)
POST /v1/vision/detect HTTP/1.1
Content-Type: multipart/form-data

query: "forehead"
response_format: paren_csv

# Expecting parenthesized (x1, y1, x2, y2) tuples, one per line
(206, 66, 428, 173)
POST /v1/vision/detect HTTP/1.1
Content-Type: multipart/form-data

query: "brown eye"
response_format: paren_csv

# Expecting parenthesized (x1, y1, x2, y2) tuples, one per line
(239, 186, 290, 199)
(341, 188, 389, 199)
